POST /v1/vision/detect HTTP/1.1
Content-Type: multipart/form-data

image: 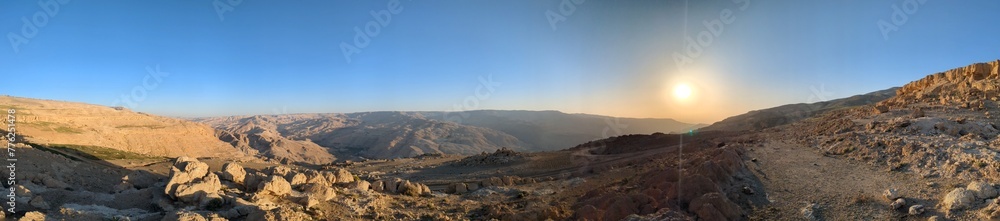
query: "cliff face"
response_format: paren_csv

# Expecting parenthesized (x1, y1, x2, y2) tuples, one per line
(885, 60, 1000, 107)
(0, 96, 245, 158)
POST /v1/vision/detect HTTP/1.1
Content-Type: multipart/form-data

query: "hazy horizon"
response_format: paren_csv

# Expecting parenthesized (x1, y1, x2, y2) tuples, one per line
(4, 1, 999, 124)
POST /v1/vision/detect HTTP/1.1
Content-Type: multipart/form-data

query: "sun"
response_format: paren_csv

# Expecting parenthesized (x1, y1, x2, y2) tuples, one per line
(673, 83, 693, 100)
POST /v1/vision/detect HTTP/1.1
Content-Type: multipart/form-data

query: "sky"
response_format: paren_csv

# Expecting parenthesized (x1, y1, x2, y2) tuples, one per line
(2, 0, 999, 124)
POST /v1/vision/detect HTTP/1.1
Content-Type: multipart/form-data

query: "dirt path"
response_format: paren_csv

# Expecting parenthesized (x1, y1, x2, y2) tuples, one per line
(748, 140, 942, 220)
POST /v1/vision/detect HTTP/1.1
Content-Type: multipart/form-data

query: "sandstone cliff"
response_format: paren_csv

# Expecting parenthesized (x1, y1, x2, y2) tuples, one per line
(883, 60, 1000, 107)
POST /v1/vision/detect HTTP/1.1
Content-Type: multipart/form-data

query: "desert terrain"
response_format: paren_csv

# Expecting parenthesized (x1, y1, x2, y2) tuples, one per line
(2, 60, 1000, 221)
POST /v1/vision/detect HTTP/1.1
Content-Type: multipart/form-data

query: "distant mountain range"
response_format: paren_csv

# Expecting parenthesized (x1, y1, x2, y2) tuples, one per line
(198, 110, 705, 162)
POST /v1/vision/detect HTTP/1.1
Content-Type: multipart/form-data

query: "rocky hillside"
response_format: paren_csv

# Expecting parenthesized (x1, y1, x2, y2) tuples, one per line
(701, 87, 897, 132)
(744, 60, 1000, 220)
(419, 110, 706, 151)
(0, 96, 245, 158)
(206, 115, 337, 165)
(199, 112, 526, 161)
(881, 60, 1000, 108)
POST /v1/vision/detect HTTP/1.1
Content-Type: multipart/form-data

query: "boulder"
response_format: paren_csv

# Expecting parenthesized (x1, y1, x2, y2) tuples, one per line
(286, 173, 307, 186)
(33, 174, 69, 189)
(265, 166, 292, 178)
(909, 204, 925, 215)
(301, 183, 337, 201)
(220, 163, 247, 185)
(372, 180, 385, 192)
(397, 180, 422, 196)
(967, 181, 998, 199)
(450, 183, 468, 194)
(257, 175, 292, 197)
(18, 211, 47, 221)
(321, 171, 339, 185)
(883, 188, 900, 200)
(173, 173, 223, 204)
(353, 180, 371, 191)
(333, 168, 354, 184)
(243, 172, 268, 192)
(301, 170, 327, 186)
(166, 157, 211, 197)
(943, 188, 977, 212)
(891, 198, 906, 210)
(385, 178, 402, 194)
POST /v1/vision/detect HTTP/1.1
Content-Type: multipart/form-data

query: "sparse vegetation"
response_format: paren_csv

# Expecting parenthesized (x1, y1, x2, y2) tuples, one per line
(115, 124, 167, 129)
(28, 143, 164, 161)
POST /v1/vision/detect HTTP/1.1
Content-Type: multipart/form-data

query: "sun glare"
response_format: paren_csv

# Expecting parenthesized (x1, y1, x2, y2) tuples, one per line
(673, 83, 693, 100)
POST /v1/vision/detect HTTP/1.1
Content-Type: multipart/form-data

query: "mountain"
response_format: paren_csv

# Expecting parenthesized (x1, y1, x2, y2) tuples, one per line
(418, 110, 706, 151)
(700, 87, 898, 132)
(198, 112, 526, 162)
(199, 110, 702, 162)
(0, 96, 245, 158)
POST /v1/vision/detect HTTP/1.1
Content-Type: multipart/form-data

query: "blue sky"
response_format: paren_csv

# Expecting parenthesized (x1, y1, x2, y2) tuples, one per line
(2, 0, 999, 124)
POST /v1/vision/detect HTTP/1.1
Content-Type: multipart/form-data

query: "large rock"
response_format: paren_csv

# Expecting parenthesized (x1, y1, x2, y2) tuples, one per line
(372, 180, 385, 192)
(220, 163, 247, 185)
(301, 183, 337, 201)
(332, 168, 354, 184)
(165, 157, 222, 204)
(397, 180, 422, 196)
(257, 175, 292, 197)
(286, 173, 307, 186)
(301, 170, 327, 186)
(943, 188, 978, 212)
(174, 173, 223, 204)
(967, 181, 998, 199)
(18, 211, 47, 221)
(448, 183, 468, 194)
(385, 178, 402, 194)
(353, 180, 371, 191)
(265, 166, 292, 178)
(166, 157, 211, 196)
(243, 172, 268, 192)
